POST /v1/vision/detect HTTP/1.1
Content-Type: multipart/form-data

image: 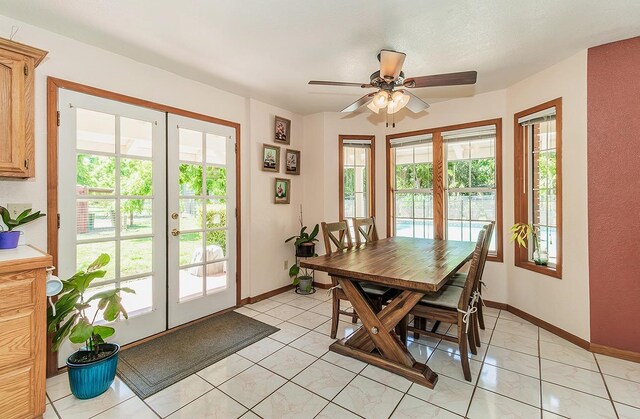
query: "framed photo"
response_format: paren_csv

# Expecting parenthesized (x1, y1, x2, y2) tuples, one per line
(274, 178, 290, 204)
(262, 144, 280, 172)
(274, 116, 291, 145)
(285, 149, 301, 175)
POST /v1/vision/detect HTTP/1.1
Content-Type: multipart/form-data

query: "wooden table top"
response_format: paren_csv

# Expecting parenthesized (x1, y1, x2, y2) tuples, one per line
(300, 237, 475, 293)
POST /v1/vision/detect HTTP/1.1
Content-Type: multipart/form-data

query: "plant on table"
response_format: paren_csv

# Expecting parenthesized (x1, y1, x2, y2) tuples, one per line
(510, 222, 548, 265)
(47, 254, 135, 399)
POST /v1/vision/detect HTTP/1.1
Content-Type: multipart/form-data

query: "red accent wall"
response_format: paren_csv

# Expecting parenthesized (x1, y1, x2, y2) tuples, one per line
(588, 36, 640, 353)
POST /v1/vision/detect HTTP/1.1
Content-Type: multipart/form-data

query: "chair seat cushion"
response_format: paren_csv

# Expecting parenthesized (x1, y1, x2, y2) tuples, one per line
(446, 272, 467, 288)
(419, 285, 463, 309)
(361, 282, 393, 297)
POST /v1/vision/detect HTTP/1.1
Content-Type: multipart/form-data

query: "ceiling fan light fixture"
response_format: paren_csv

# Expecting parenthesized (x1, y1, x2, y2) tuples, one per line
(366, 101, 380, 114)
(372, 90, 389, 108)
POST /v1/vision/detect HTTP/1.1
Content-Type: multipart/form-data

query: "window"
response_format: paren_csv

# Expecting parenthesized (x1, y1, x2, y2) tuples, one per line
(339, 135, 375, 221)
(444, 126, 498, 253)
(514, 99, 562, 278)
(390, 134, 435, 238)
(387, 119, 503, 261)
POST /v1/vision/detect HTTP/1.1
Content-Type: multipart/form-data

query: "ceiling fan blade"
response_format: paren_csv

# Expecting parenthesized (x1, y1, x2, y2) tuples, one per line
(341, 92, 376, 113)
(309, 80, 368, 87)
(403, 90, 430, 113)
(379, 49, 406, 81)
(403, 71, 477, 88)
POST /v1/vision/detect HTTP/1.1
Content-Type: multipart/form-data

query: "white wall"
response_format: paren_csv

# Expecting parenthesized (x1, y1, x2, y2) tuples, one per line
(0, 15, 303, 301)
(505, 50, 590, 340)
(304, 51, 590, 340)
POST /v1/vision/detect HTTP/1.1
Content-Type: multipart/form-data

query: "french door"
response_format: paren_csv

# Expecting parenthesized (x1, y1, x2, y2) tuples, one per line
(167, 114, 237, 327)
(57, 90, 237, 365)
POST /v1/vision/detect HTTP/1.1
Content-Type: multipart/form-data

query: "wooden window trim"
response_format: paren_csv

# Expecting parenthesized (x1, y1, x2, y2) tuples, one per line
(513, 98, 562, 279)
(339, 135, 375, 220)
(386, 118, 503, 262)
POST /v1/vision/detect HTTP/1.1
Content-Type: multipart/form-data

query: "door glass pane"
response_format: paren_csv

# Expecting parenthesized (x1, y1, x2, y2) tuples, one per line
(180, 199, 203, 230)
(120, 199, 152, 236)
(120, 238, 153, 277)
(77, 200, 115, 240)
(179, 268, 204, 301)
(206, 230, 227, 260)
(77, 241, 116, 281)
(179, 128, 203, 162)
(120, 117, 152, 158)
(206, 166, 226, 196)
(76, 108, 115, 153)
(206, 263, 227, 293)
(179, 164, 203, 196)
(120, 159, 153, 196)
(120, 277, 153, 316)
(180, 232, 203, 266)
(77, 154, 115, 195)
(205, 199, 226, 228)
(206, 133, 226, 165)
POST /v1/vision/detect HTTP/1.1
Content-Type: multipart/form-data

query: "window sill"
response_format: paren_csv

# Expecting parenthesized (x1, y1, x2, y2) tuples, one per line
(487, 253, 503, 263)
(515, 260, 562, 279)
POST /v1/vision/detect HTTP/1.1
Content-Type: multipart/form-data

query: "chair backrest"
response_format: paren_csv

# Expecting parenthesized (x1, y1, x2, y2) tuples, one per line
(475, 221, 494, 288)
(321, 221, 353, 255)
(353, 217, 379, 246)
(457, 227, 487, 311)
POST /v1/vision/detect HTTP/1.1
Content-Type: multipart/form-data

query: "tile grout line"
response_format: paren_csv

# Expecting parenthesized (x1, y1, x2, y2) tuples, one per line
(463, 310, 497, 419)
(593, 354, 621, 419)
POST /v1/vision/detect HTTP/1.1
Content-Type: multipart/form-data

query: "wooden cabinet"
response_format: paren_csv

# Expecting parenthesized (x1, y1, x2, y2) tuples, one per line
(0, 246, 52, 419)
(0, 38, 47, 178)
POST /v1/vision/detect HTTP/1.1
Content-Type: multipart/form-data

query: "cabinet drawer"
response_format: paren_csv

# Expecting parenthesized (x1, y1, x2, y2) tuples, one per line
(0, 364, 34, 419)
(0, 310, 35, 370)
(0, 270, 36, 312)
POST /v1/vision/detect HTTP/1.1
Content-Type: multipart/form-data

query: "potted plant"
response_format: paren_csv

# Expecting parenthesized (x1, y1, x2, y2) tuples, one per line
(510, 222, 548, 265)
(285, 206, 319, 257)
(47, 254, 135, 399)
(0, 206, 46, 249)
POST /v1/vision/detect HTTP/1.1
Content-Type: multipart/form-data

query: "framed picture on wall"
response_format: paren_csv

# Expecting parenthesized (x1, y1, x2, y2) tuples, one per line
(285, 149, 300, 175)
(274, 116, 291, 145)
(274, 178, 290, 204)
(262, 144, 280, 172)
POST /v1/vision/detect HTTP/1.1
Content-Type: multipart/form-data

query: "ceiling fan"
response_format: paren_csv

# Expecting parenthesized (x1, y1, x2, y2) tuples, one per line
(309, 49, 477, 119)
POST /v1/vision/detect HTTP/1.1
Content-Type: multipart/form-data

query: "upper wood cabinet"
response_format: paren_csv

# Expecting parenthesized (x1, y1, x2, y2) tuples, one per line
(0, 38, 47, 178)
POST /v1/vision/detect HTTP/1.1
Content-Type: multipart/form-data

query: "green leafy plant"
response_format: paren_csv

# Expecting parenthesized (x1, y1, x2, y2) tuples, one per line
(0, 206, 46, 231)
(47, 254, 135, 356)
(510, 222, 548, 265)
(285, 206, 318, 287)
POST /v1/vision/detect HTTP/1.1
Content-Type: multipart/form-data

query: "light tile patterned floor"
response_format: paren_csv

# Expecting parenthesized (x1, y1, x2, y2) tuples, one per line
(46, 289, 640, 418)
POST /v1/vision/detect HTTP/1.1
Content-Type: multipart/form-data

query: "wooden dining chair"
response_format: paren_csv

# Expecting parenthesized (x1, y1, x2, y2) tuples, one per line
(353, 216, 379, 246)
(445, 221, 494, 336)
(407, 227, 488, 381)
(321, 221, 395, 339)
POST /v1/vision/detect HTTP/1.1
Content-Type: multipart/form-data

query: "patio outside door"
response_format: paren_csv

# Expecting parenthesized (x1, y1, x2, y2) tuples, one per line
(57, 90, 167, 366)
(167, 114, 237, 328)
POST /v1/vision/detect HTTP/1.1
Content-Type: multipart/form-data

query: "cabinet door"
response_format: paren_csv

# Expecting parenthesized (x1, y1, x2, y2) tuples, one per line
(0, 51, 27, 177)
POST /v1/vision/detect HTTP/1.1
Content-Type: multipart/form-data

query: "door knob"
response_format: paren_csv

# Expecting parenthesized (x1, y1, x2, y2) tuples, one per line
(171, 229, 180, 236)
(171, 212, 179, 220)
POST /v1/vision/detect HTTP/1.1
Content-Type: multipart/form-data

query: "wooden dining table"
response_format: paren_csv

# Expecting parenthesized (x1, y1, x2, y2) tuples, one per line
(300, 236, 475, 389)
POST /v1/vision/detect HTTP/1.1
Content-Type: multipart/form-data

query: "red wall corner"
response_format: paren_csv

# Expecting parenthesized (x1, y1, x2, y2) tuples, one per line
(588, 36, 640, 353)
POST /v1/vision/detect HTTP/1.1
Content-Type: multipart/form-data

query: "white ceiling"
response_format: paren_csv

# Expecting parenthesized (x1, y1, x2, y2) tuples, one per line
(1, 1, 639, 115)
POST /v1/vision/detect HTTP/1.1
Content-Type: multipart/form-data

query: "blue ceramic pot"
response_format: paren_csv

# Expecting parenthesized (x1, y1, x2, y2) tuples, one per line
(67, 343, 119, 399)
(0, 231, 20, 249)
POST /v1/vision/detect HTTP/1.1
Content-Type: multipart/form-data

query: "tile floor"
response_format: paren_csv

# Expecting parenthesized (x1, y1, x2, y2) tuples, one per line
(45, 289, 640, 418)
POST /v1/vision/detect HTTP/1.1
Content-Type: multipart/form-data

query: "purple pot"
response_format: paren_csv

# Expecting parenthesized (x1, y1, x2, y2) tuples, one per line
(0, 231, 20, 249)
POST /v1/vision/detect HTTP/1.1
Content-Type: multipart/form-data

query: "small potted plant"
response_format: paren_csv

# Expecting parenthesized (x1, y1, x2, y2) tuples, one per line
(288, 264, 314, 294)
(47, 254, 134, 399)
(510, 222, 548, 265)
(0, 206, 46, 249)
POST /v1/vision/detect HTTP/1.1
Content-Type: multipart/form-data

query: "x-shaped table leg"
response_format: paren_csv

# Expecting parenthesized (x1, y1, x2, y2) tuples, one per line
(329, 276, 439, 388)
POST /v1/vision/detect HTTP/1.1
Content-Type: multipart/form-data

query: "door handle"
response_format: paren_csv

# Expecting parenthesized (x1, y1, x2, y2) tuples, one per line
(171, 229, 180, 237)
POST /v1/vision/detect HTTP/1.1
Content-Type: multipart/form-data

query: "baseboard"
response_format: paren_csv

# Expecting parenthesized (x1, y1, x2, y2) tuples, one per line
(590, 343, 640, 363)
(242, 284, 294, 304)
(484, 300, 508, 310)
(315, 282, 332, 290)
